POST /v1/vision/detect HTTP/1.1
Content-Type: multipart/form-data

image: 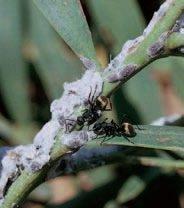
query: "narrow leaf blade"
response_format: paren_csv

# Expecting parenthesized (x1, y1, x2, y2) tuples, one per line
(0, 0, 31, 123)
(33, 0, 98, 64)
(28, 1, 82, 99)
(88, 0, 145, 54)
(93, 125, 184, 153)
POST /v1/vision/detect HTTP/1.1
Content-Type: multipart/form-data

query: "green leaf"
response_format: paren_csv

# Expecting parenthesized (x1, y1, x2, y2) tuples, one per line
(28, 1, 82, 99)
(88, 0, 162, 123)
(0, 0, 31, 123)
(126, 55, 184, 123)
(137, 156, 184, 169)
(0, 114, 13, 142)
(46, 178, 122, 208)
(125, 68, 162, 123)
(87, 166, 115, 188)
(116, 168, 159, 203)
(0, 113, 37, 145)
(92, 125, 184, 153)
(171, 57, 184, 99)
(104, 201, 119, 208)
(88, 0, 145, 54)
(127, 56, 184, 123)
(29, 183, 52, 203)
(117, 175, 145, 203)
(33, 0, 98, 64)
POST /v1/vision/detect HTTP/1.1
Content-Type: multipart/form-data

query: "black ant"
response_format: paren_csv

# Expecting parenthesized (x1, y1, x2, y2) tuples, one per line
(65, 85, 112, 132)
(92, 118, 137, 144)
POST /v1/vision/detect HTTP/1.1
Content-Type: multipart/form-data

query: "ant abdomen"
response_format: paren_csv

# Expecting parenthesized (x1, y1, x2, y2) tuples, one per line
(121, 123, 136, 137)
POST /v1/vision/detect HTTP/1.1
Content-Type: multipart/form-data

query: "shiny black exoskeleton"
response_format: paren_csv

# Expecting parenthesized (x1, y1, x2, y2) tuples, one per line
(66, 85, 112, 131)
(76, 85, 103, 127)
(76, 105, 101, 126)
(92, 119, 136, 144)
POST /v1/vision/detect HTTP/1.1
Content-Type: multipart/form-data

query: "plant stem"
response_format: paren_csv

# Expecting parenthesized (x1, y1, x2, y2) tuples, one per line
(2, 0, 184, 207)
(102, 0, 184, 96)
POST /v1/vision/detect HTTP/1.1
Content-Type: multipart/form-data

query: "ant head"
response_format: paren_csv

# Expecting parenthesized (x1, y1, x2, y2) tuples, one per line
(96, 96, 112, 110)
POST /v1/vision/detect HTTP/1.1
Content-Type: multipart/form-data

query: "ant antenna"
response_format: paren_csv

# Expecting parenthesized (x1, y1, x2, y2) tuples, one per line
(91, 84, 98, 103)
(123, 135, 134, 144)
(87, 86, 93, 105)
(88, 85, 97, 105)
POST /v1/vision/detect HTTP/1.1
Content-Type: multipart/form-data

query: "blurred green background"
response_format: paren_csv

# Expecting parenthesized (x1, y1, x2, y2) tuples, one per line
(0, 0, 184, 207)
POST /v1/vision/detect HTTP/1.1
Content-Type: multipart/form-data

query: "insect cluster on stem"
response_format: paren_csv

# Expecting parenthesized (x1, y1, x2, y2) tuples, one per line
(66, 86, 137, 144)
(92, 118, 137, 144)
(65, 84, 112, 131)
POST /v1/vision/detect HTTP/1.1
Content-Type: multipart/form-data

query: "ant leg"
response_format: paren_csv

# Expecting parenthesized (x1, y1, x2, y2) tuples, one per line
(121, 114, 131, 124)
(123, 135, 134, 144)
(87, 85, 98, 105)
(87, 124, 92, 131)
(100, 137, 106, 145)
(91, 133, 100, 140)
(91, 84, 98, 103)
(110, 119, 119, 128)
(100, 135, 114, 145)
(91, 134, 105, 145)
(134, 126, 144, 130)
